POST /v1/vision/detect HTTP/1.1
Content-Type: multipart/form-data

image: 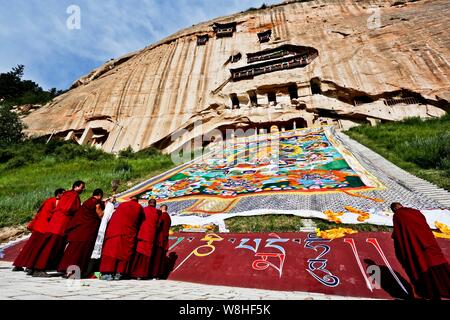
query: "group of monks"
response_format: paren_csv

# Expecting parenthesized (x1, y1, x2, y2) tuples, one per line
(9, 180, 450, 299)
(12, 180, 172, 281)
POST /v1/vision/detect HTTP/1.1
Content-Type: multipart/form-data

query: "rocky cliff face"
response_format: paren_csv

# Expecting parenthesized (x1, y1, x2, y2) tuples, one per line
(23, 0, 449, 153)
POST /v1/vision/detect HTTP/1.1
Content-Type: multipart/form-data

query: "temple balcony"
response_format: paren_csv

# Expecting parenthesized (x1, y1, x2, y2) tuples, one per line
(213, 22, 236, 38)
(246, 44, 317, 64)
(230, 54, 316, 81)
(230, 45, 318, 81)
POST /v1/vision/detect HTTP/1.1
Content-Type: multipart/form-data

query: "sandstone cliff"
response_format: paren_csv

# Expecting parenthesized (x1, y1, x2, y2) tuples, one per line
(23, 0, 450, 153)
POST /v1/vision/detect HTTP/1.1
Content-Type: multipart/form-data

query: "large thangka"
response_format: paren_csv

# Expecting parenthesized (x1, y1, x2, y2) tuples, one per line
(120, 127, 382, 202)
(116, 127, 450, 229)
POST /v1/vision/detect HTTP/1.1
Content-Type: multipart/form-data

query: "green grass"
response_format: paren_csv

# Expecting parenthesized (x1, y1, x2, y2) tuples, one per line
(0, 141, 175, 228)
(346, 114, 450, 191)
(222, 216, 392, 233)
(225, 215, 304, 233)
(311, 218, 393, 233)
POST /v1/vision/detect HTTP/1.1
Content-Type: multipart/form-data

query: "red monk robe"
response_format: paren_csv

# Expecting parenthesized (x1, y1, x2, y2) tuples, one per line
(150, 208, 171, 279)
(129, 205, 159, 279)
(30, 190, 82, 271)
(57, 196, 103, 276)
(392, 206, 450, 299)
(99, 200, 144, 276)
(13, 197, 57, 269)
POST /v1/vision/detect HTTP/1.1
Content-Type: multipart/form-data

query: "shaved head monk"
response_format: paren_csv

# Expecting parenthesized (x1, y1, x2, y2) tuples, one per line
(58, 189, 104, 278)
(129, 199, 160, 279)
(150, 204, 172, 280)
(29, 181, 85, 277)
(99, 197, 144, 281)
(12, 188, 65, 273)
(391, 202, 450, 300)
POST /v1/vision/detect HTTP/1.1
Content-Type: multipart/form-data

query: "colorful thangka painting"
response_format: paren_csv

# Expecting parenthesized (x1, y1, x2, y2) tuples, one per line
(125, 127, 382, 202)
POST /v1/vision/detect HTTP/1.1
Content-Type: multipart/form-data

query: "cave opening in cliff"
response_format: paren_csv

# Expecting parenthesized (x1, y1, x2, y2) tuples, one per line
(248, 90, 258, 107)
(353, 95, 374, 106)
(257, 30, 272, 43)
(267, 92, 277, 106)
(310, 78, 322, 95)
(197, 35, 209, 46)
(231, 52, 242, 63)
(230, 94, 240, 109)
(288, 84, 298, 100)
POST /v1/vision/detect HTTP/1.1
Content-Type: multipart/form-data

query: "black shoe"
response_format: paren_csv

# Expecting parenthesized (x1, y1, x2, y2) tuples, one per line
(12, 266, 24, 272)
(31, 271, 51, 278)
(26, 269, 34, 275)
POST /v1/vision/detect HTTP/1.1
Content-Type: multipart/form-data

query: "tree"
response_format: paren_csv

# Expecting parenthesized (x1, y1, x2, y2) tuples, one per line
(0, 65, 64, 107)
(0, 106, 25, 146)
(10, 65, 24, 79)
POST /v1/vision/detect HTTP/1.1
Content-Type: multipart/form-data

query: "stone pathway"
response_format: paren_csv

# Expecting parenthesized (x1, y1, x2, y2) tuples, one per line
(0, 262, 373, 300)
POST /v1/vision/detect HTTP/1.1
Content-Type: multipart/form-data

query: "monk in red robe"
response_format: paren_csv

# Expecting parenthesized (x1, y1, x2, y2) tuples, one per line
(391, 203, 450, 300)
(57, 189, 104, 278)
(129, 199, 159, 279)
(150, 204, 171, 279)
(12, 188, 65, 273)
(29, 181, 85, 277)
(99, 197, 144, 280)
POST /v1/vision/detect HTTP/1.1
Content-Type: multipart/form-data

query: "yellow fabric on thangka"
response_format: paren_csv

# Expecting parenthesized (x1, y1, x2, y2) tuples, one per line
(323, 210, 344, 224)
(433, 221, 450, 239)
(344, 206, 370, 222)
(182, 224, 215, 230)
(316, 227, 358, 240)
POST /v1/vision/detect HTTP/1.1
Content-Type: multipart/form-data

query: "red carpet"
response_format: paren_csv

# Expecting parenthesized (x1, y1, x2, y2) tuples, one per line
(2, 232, 449, 299)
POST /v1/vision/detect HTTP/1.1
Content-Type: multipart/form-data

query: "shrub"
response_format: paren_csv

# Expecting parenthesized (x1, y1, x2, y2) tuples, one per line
(114, 160, 132, 173)
(54, 143, 111, 161)
(0, 106, 25, 146)
(135, 146, 160, 157)
(118, 146, 135, 159)
(399, 132, 450, 169)
(54, 143, 81, 161)
(0, 149, 14, 163)
(4, 156, 28, 170)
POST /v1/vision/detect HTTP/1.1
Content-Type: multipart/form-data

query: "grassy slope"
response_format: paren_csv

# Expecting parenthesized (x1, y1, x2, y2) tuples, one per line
(346, 114, 450, 191)
(0, 149, 175, 228)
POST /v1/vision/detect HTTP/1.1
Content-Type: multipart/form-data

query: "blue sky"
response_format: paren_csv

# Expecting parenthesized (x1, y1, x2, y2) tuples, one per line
(0, 0, 280, 90)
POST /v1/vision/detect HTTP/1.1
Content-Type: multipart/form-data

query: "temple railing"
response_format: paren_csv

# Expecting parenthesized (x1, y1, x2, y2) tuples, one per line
(231, 54, 313, 81)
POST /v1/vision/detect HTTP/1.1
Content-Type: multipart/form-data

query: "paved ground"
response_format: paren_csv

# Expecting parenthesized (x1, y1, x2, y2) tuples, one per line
(0, 262, 372, 300)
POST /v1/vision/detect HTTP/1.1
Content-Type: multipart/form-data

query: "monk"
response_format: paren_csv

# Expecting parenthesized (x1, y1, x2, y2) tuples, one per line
(391, 202, 450, 300)
(129, 199, 160, 279)
(29, 181, 85, 277)
(12, 188, 65, 273)
(150, 204, 171, 279)
(99, 197, 144, 280)
(86, 196, 117, 277)
(57, 189, 104, 278)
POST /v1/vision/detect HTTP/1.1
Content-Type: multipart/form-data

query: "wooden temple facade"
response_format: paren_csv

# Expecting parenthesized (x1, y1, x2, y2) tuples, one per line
(213, 22, 237, 37)
(230, 45, 319, 81)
